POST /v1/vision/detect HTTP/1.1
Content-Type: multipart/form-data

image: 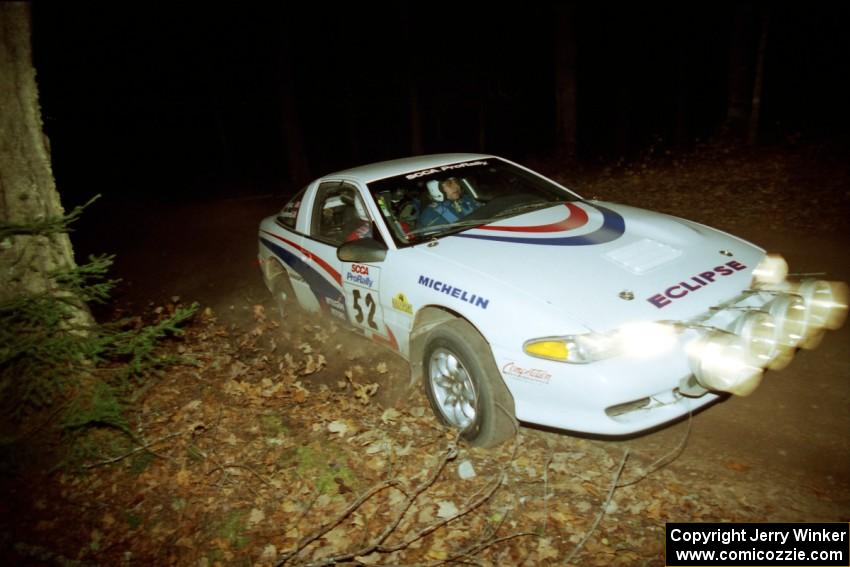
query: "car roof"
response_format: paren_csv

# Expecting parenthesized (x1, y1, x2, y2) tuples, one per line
(324, 153, 494, 184)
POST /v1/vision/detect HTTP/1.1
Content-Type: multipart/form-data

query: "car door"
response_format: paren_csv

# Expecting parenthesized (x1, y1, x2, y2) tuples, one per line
(302, 180, 397, 348)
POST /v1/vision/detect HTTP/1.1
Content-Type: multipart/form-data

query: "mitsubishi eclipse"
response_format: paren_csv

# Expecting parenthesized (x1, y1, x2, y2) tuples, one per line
(258, 154, 847, 447)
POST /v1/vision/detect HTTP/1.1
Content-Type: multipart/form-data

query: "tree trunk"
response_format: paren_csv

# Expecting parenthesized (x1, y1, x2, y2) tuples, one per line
(277, 25, 310, 189)
(410, 85, 424, 155)
(554, 3, 578, 159)
(724, 4, 752, 138)
(400, 5, 424, 155)
(748, 9, 770, 146)
(0, 3, 80, 306)
(674, 26, 690, 149)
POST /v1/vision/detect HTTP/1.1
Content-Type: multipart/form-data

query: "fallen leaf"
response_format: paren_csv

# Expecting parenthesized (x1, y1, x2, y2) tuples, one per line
(261, 545, 277, 560)
(725, 461, 751, 473)
(366, 440, 389, 454)
(425, 539, 449, 560)
(537, 537, 559, 560)
(328, 420, 350, 436)
(303, 354, 324, 375)
(228, 361, 249, 380)
(417, 504, 435, 524)
(323, 528, 350, 552)
(389, 490, 406, 507)
(175, 468, 191, 488)
(436, 500, 458, 519)
(355, 383, 379, 404)
(457, 460, 476, 480)
(354, 552, 383, 565)
(247, 508, 265, 527)
(380, 408, 401, 424)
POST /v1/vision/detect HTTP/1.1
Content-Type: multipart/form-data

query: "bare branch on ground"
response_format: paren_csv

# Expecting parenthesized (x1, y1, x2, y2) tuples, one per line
(564, 449, 630, 565)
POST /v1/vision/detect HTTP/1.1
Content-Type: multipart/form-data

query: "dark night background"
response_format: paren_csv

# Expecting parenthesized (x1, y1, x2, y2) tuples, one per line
(30, 3, 850, 204)
(5, 6, 850, 562)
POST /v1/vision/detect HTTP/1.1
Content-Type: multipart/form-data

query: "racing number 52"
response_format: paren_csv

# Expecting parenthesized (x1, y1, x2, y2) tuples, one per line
(352, 289, 378, 330)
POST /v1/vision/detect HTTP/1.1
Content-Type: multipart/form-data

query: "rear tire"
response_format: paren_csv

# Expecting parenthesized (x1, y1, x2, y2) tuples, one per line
(422, 319, 516, 448)
(270, 267, 298, 320)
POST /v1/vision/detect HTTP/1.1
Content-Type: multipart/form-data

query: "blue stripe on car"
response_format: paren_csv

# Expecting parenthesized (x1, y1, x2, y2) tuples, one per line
(260, 238, 345, 311)
(455, 203, 625, 246)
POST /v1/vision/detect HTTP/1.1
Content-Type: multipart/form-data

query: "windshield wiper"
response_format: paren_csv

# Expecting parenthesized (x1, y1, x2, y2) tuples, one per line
(408, 218, 492, 238)
(406, 200, 574, 243)
(495, 200, 565, 219)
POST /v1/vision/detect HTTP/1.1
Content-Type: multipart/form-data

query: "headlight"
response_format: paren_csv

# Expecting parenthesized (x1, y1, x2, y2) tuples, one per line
(523, 339, 572, 362)
(617, 322, 678, 357)
(524, 333, 617, 363)
(687, 330, 764, 396)
(751, 253, 788, 286)
(523, 322, 677, 364)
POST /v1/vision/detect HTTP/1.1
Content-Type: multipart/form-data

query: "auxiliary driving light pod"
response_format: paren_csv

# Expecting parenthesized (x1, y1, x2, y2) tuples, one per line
(767, 293, 809, 349)
(794, 279, 849, 332)
(687, 330, 764, 396)
(732, 310, 792, 370)
(752, 253, 789, 286)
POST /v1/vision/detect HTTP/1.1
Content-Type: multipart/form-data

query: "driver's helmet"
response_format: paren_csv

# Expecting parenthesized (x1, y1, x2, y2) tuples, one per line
(426, 179, 444, 202)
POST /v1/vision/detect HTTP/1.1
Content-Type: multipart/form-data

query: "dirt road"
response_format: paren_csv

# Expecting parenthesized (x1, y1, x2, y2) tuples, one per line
(74, 190, 850, 524)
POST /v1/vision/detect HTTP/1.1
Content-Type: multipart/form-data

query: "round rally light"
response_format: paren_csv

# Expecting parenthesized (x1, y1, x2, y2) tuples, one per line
(732, 310, 791, 370)
(687, 330, 764, 397)
(796, 279, 849, 332)
(768, 294, 809, 349)
(752, 253, 788, 285)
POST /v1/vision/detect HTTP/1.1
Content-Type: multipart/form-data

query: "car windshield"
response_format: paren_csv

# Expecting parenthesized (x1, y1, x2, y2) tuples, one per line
(367, 158, 581, 247)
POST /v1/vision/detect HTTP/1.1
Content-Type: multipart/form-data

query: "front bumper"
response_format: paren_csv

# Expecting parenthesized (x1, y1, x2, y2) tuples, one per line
(493, 281, 846, 435)
(493, 336, 718, 435)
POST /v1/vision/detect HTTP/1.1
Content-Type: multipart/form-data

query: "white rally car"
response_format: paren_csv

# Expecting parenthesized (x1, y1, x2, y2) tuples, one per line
(258, 154, 847, 447)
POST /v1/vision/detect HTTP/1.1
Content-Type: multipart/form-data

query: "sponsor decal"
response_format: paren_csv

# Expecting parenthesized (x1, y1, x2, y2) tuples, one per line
(345, 263, 377, 288)
(418, 275, 489, 309)
(346, 273, 374, 287)
(455, 202, 625, 246)
(405, 160, 489, 180)
(647, 261, 748, 308)
(502, 362, 552, 384)
(392, 292, 413, 314)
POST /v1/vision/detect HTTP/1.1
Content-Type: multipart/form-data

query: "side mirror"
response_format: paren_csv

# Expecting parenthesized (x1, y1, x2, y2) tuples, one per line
(337, 238, 388, 263)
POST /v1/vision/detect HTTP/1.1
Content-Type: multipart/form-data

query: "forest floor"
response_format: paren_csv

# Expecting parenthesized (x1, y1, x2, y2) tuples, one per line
(3, 142, 849, 566)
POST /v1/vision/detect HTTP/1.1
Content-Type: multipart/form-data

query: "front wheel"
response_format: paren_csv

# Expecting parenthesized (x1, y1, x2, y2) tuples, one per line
(423, 319, 516, 448)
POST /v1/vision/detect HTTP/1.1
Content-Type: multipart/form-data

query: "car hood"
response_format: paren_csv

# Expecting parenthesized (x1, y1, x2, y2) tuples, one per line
(415, 200, 764, 331)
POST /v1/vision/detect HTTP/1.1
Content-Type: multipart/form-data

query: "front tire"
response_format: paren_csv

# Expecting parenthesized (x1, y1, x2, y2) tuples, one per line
(422, 319, 516, 448)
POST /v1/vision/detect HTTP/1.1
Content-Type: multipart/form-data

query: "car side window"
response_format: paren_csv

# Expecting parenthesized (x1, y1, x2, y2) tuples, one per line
(277, 187, 306, 229)
(311, 182, 373, 246)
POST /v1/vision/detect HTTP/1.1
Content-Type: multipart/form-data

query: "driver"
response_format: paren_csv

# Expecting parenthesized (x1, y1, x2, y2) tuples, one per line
(418, 177, 481, 228)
